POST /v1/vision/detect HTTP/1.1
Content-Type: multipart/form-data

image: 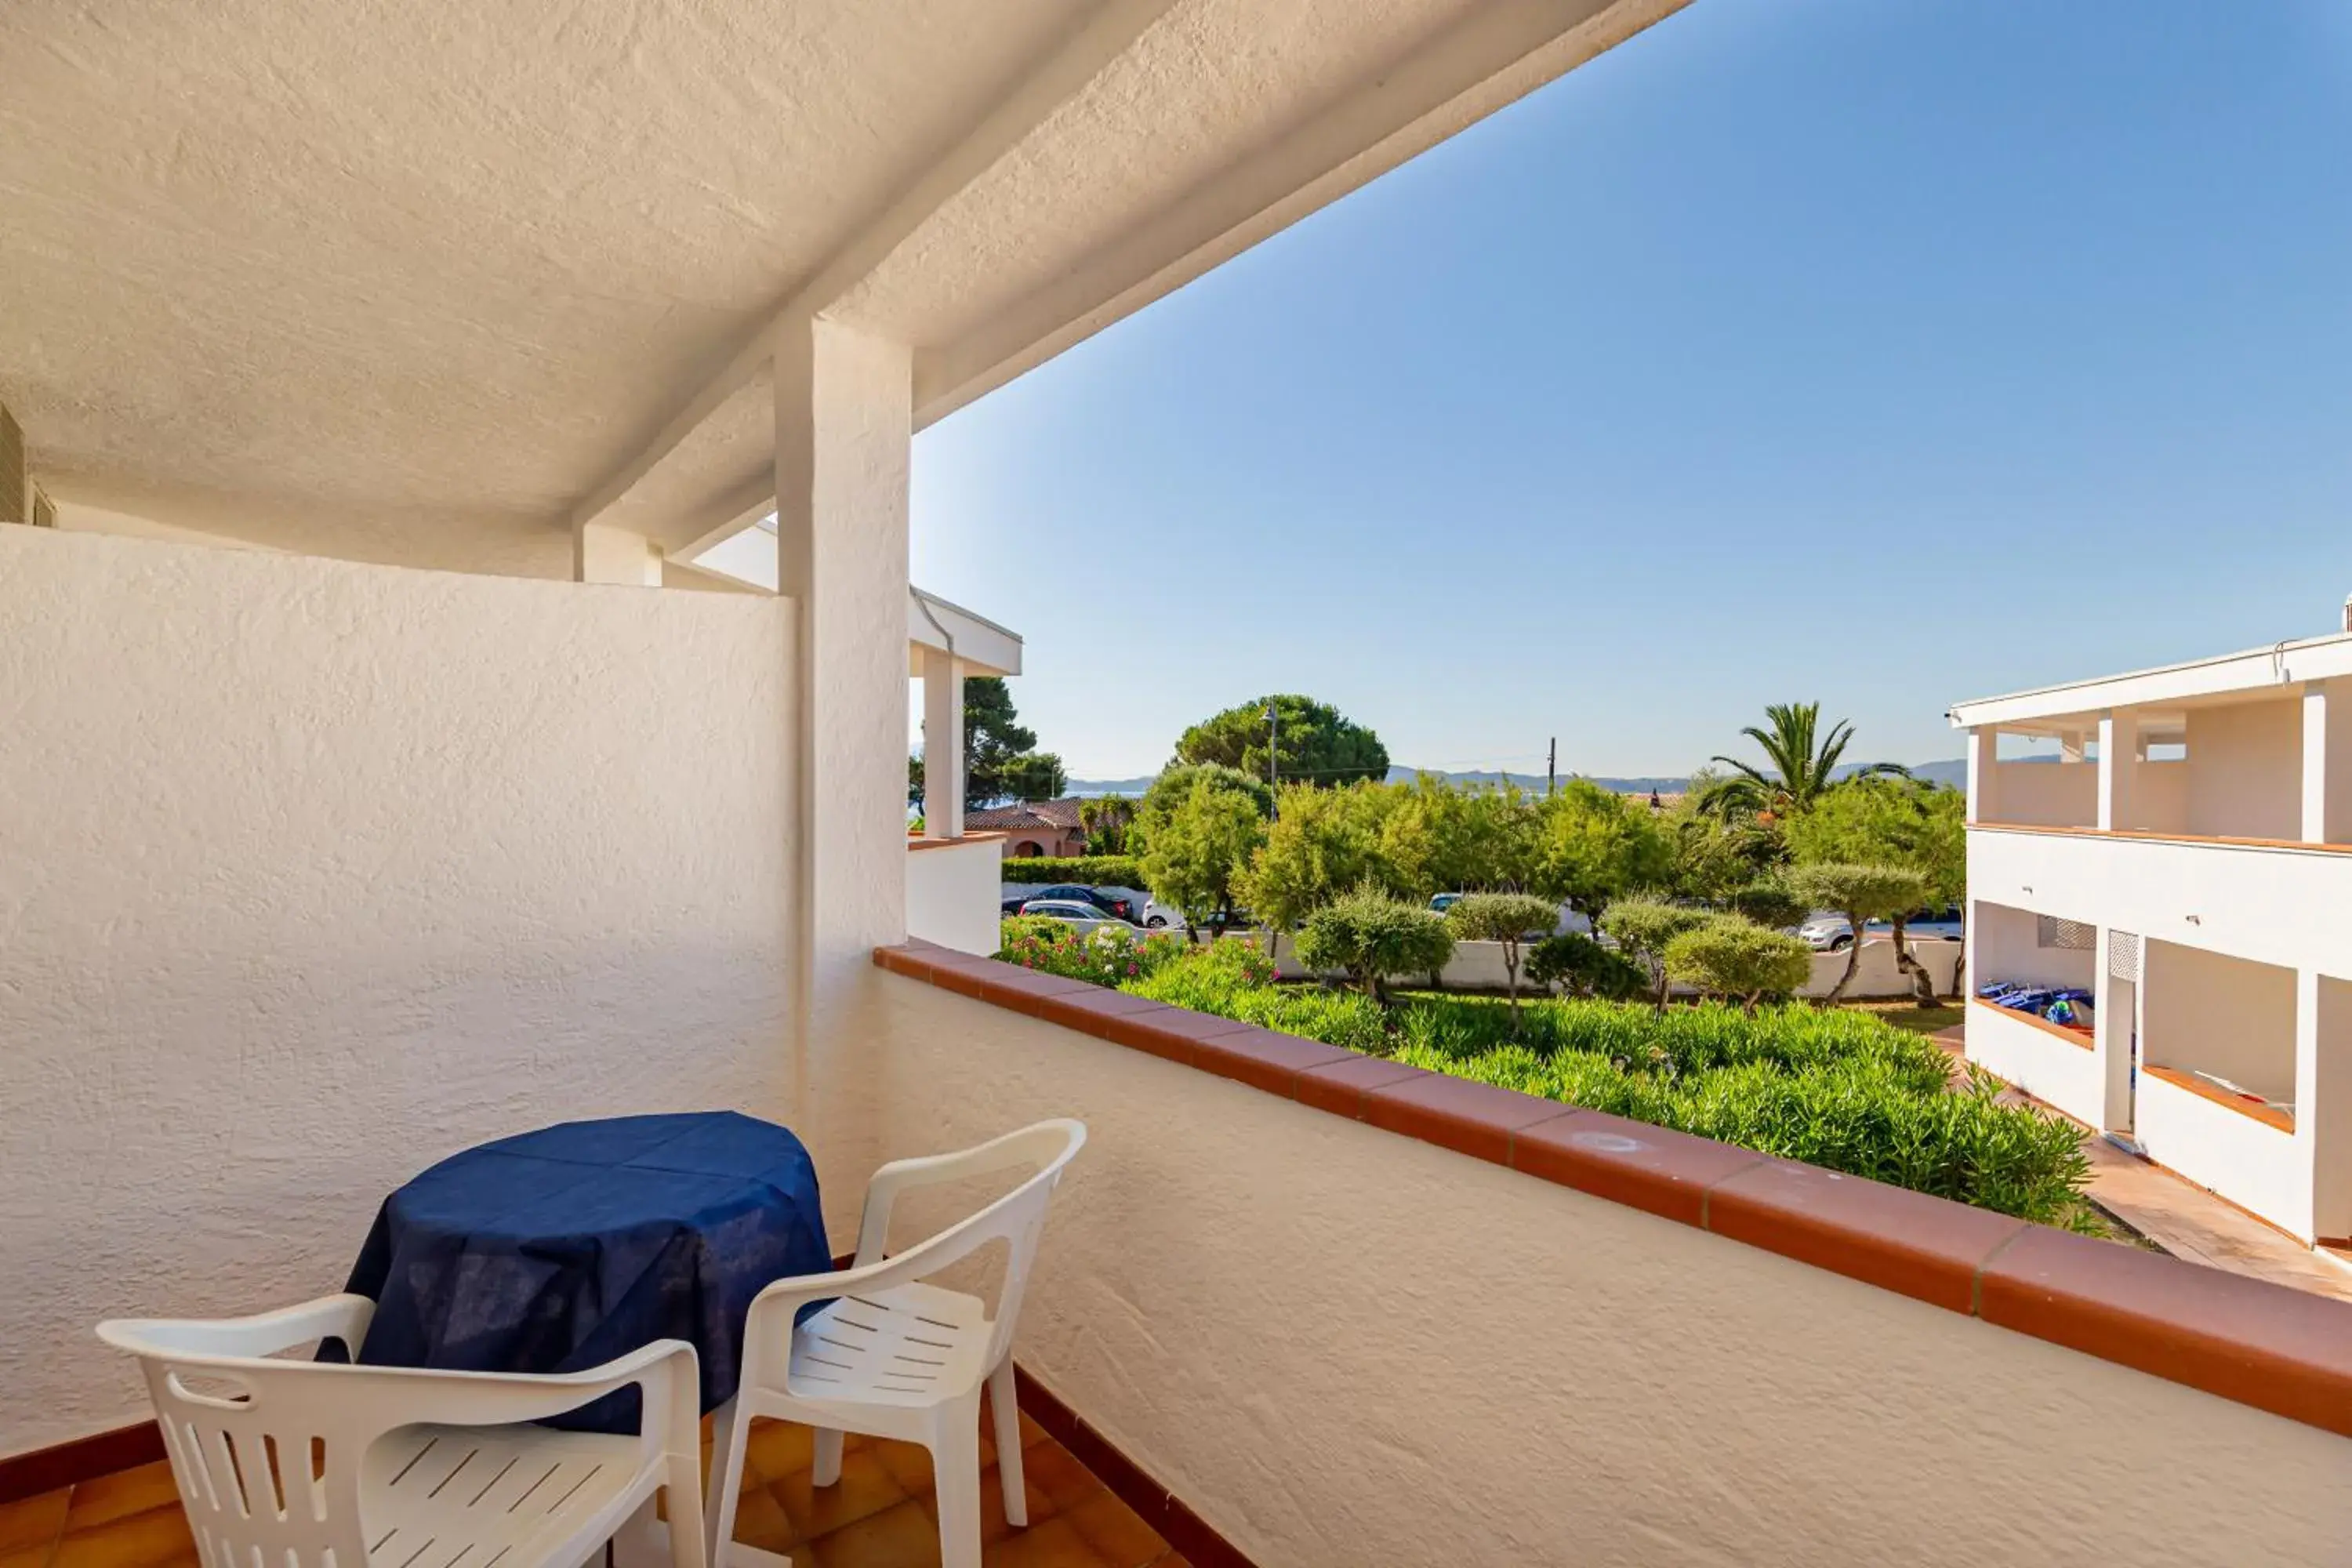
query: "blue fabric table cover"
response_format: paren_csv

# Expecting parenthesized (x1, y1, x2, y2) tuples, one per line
(345, 1112, 829, 1431)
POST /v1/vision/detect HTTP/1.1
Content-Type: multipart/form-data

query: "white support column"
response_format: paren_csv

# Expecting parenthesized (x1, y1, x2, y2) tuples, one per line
(2294, 968, 2325, 1245)
(921, 647, 966, 839)
(2094, 927, 2136, 1137)
(2302, 679, 2352, 845)
(1965, 727, 1999, 823)
(2096, 709, 2139, 832)
(774, 314, 913, 1077)
(573, 521, 663, 586)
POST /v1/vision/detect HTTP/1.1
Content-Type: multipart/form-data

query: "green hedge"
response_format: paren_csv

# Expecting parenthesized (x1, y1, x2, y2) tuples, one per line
(1000, 855, 1144, 886)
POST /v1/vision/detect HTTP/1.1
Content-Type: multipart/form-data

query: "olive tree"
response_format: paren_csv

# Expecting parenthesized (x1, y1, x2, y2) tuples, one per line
(1599, 898, 1718, 1014)
(1138, 773, 1269, 941)
(1786, 862, 1933, 1004)
(1443, 892, 1559, 1022)
(1295, 887, 1455, 1004)
(1525, 933, 1648, 1002)
(1663, 920, 1815, 1013)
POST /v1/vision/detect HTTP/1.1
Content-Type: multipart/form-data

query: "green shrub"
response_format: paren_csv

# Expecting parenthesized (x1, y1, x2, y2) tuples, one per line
(1295, 888, 1456, 1002)
(1663, 919, 1815, 1010)
(1524, 932, 1647, 1000)
(1000, 855, 1145, 887)
(1599, 899, 1719, 1010)
(1443, 892, 1561, 1016)
(1726, 877, 1809, 934)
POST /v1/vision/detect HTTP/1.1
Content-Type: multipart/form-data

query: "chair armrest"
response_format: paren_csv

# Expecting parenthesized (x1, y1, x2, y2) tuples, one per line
(336, 1338, 704, 1441)
(100, 1293, 378, 1363)
(849, 1127, 1067, 1265)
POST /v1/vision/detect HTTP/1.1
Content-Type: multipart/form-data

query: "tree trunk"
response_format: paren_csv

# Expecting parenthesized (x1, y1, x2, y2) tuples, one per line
(1822, 909, 1866, 1004)
(1947, 927, 1967, 1001)
(1652, 957, 1671, 1016)
(1891, 916, 1936, 1004)
(1504, 944, 1521, 1030)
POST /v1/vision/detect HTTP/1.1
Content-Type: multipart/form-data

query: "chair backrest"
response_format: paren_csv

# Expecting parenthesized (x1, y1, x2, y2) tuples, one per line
(855, 1119, 1086, 1370)
(98, 1296, 688, 1568)
(100, 1297, 386, 1568)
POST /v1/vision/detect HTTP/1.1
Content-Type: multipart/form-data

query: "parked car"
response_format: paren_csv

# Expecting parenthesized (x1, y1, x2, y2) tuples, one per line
(1017, 898, 1142, 935)
(1799, 906, 1965, 951)
(1001, 884, 1138, 921)
(1431, 891, 1591, 937)
(1142, 897, 1186, 930)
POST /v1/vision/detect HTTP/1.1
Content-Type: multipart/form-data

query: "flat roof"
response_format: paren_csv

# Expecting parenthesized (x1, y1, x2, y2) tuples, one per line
(1949, 629, 2352, 729)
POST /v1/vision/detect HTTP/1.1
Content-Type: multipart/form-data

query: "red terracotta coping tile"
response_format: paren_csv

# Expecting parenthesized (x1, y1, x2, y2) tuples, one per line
(873, 943, 2352, 1440)
(1292, 1054, 1432, 1120)
(1190, 1026, 1357, 1098)
(1512, 1110, 1768, 1229)
(1361, 1073, 1577, 1166)
(1978, 1225, 2352, 1438)
(1703, 1160, 2028, 1313)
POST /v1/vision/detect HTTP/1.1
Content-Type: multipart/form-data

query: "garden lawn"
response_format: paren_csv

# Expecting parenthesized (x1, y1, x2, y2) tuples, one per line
(1116, 941, 2098, 1232)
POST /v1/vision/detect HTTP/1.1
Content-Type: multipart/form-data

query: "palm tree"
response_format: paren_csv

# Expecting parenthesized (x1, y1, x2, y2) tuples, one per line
(1703, 702, 1907, 819)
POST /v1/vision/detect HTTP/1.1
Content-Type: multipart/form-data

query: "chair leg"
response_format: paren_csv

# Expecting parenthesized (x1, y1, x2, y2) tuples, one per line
(665, 1452, 709, 1568)
(986, 1362, 1026, 1527)
(929, 1405, 985, 1568)
(703, 1397, 750, 1568)
(810, 1428, 844, 1488)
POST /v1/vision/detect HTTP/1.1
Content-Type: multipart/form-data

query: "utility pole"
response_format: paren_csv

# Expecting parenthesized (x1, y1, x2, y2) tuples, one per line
(1547, 736, 1556, 798)
(1263, 699, 1279, 820)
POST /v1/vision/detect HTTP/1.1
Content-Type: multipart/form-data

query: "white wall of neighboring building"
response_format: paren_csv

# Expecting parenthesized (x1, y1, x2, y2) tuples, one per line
(2137, 1074, 2306, 1240)
(2184, 698, 2302, 840)
(906, 837, 1007, 956)
(1963, 1002, 2105, 1129)
(1984, 759, 2097, 828)
(0, 527, 800, 1457)
(2142, 941, 2298, 1106)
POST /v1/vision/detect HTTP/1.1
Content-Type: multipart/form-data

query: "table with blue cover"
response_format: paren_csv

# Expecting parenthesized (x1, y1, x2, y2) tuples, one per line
(345, 1112, 830, 1431)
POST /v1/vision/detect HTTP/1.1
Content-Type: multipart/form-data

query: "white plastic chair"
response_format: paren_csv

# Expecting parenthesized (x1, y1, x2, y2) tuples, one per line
(99, 1295, 706, 1568)
(705, 1119, 1086, 1568)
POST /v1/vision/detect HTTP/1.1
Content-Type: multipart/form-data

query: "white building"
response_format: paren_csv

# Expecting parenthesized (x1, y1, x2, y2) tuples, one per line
(1951, 628, 2352, 1248)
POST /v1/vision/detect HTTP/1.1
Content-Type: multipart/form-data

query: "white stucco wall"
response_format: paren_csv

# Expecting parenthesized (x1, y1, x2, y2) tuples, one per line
(1964, 1002, 2105, 1130)
(2130, 757, 2189, 833)
(2185, 697, 2302, 840)
(866, 975, 2352, 1567)
(1986, 759, 2096, 827)
(2137, 1074, 2306, 1241)
(0, 527, 797, 1457)
(906, 838, 1006, 956)
(2143, 940, 2298, 1105)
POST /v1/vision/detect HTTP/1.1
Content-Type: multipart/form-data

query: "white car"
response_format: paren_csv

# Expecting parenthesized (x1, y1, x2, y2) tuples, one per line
(1141, 898, 1187, 931)
(1020, 898, 1142, 936)
(1799, 907, 1965, 951)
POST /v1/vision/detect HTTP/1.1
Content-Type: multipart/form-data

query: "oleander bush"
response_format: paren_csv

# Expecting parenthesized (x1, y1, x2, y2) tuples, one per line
(994, 916, 1187, 988)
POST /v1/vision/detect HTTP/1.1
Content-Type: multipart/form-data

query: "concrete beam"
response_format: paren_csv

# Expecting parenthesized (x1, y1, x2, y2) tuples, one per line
(570, 0, 1180, 535)
(914, 0, 1686, 426)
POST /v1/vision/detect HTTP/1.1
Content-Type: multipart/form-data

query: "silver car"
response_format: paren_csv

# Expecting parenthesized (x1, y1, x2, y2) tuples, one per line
(1019, 898, 1142, 936)
(1799, 907, 1964, 951)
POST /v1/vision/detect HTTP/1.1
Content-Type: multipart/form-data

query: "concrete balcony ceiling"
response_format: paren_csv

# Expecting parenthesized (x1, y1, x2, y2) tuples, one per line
(0, 0, 1682, 575)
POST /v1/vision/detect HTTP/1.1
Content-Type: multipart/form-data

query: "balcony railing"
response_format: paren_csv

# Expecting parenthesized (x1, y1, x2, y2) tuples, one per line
(871, 939, 2352, 1566)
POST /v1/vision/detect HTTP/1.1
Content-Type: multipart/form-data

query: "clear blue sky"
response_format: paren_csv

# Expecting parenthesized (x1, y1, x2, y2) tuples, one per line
(910, 0, 2352, 782)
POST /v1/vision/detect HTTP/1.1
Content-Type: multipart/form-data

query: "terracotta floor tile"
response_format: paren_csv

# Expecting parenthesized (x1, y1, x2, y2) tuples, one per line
(742, 1418, 819, 1484)
(1017, 1413, 1048, 1451)
(805, 1496, 945, 1568)
(51, 1508, 194, 1568)
(1018, 1442, 1101, 1512)
(0, 1490, 71, 1555)
(774, 1450, 909, 1543)
(723, 1483, 800, 1554)
(1060, 1488, 1168, 1568)
(61, 1466, 180, 1536)
(1143, 1555, 1192, 1568)
(980, 1516, 1109, 1568)
(2, 1547, 56, 1568)
(866, 1439, 937, 1497)
(920, 1465, 1056, 1548)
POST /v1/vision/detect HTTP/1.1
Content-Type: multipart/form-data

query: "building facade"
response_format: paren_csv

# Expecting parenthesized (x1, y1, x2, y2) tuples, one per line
(1951, 631, 2352, 1248)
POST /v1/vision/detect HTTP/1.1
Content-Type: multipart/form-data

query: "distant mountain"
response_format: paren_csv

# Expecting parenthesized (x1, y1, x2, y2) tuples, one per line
(1066, 760, 1969, 797)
